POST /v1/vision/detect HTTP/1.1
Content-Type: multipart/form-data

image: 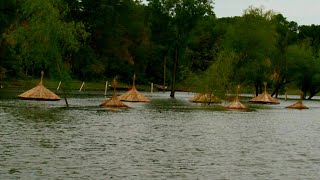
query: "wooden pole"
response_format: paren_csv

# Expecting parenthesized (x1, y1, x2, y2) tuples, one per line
(151, 83, 153, 96)
(104, 81, 108, 96)
(285, 91, 288, 101)
(79, 82, 85, 91)
(57, 81, 61, 90)
(163, 56, 166, 93)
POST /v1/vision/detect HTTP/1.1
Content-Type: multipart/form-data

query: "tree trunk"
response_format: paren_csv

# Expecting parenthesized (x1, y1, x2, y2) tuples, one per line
(308, 89, 320, 100)
(255, 83, 259, 96)
(271, 84, 281, 98)
(170, 47, 178, 98)
(61, 86, 69, 107)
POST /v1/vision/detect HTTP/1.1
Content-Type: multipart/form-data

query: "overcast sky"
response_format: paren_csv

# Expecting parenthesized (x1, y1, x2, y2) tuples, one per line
(214, 0, 320, 25)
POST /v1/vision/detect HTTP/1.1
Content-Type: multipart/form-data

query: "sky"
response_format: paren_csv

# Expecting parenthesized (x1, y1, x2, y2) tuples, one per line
(214, 0, 320, 25)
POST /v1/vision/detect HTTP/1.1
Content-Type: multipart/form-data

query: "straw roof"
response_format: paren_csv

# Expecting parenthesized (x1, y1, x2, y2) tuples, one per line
(191, 93, 221, 103)
(18, 71, 60, 101)
(118, 86, 151, 102)
(100, 79, 129, 108)
(118, 74, 151, 102)
(249, 82, 279, 104)
(225, 85, 247, 109)
(286, 99, 308, 110)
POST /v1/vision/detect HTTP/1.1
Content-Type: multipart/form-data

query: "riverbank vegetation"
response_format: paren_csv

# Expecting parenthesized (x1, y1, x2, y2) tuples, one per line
(1, 0, 320, 99)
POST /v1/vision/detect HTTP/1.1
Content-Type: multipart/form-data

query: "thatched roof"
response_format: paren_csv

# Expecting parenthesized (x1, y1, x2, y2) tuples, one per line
(286, 100, 308, 110)
(118, 86, 151, 102)
(225, 85, 247, 109)
(191, 93, 221, 103)
(18, 71, 60, 101)
(100, 79, 129, 108)
(100, 94, 129, 108)
(249, 83, 279, 104)
(118, 74, 151, 102)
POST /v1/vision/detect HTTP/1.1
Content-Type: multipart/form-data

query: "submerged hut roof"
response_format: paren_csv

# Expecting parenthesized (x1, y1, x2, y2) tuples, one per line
(118, 74, 151, 102)
(249, 82, 279, 104)
(225, 85, 247, 109)
(100, 79, 129, 108)
(286, 100, 308, 110)
(191, 93, 221, 103)
(118, 86, 151, 102)
(286, 94, 308, 109)
(18, 71, 60, 101)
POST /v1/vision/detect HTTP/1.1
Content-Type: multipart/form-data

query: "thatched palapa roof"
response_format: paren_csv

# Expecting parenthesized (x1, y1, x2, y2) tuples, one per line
(225, 85, 247, 109)
(249, 82, 279, 104)
(118, 74, 151, 102)
(286, 100, 308, 110)
(191, 93, 221, 103)
(18, 71, 60, 101)
(286, 94, 308, 109)
(100, 79, 129, 108)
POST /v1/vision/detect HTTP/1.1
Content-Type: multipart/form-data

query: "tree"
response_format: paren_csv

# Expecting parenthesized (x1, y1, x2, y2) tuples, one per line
(6, 0, 88, 106)
(0, 0, 18, 72)
(148, 0, 215, 97)
(7, 0, 87, 76)
(286, 43, 320, 99)
(270, 14, 298, 97)
(223, 7, 277, 96)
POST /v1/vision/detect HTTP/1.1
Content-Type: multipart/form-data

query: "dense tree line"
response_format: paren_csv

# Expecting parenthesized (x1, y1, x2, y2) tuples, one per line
(1, 1, 320, 98)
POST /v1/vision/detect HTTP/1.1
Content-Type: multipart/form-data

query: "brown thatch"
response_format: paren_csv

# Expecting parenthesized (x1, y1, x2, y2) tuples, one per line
(100, 79, 129, 108)
(249, 82, 279, 104)
(118, 86, 151, 102)
(191, 93, 221, 103)
(225, 85, 247, 109)
(286, 99, 308, 110)
(18, 71, 60, 101)
(118, 74, 151, 102)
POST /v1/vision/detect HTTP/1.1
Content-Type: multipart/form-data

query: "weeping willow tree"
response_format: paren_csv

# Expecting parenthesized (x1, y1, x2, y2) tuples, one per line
(6, 0, 88, 106)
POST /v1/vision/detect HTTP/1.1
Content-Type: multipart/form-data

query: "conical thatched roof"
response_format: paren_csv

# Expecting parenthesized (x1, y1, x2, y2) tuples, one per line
(191, 93, 221, 103)
(18, 71, 60, 101)
(249, 82, 279, 104)
(225, 85, 247, 109)
(286, 93, 308, 109)
(100, 79, 129, 108)
(118, 86, 151, 102)
(118, 74, 151, 102)
(286, 99, 308, 110)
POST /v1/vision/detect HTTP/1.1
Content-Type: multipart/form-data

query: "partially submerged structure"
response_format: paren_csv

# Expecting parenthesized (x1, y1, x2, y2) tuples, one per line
(191, 93, 221, 103)
(225, 85, 247, 109)
(249, 82, 279, 104)
(100, 79, 129, 108)
(18, 71, 60, 101)
(118, 74, 151, 102)
(286, 94, 308, 110)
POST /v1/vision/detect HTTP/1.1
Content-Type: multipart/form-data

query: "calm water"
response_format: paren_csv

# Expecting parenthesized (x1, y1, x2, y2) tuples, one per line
(1, 91, 320, 179)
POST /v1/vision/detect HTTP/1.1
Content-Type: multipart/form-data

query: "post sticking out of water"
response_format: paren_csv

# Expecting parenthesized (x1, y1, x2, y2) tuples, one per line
(104, 81, 108, 96)
(57, 81, 61, 90)
(79, 82, 85, 91)
(285, 91, 288, 101)
(151, 83, 154, 96)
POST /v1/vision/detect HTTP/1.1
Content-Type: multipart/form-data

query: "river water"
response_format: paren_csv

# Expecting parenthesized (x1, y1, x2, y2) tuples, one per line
(1, 91, 320, 179)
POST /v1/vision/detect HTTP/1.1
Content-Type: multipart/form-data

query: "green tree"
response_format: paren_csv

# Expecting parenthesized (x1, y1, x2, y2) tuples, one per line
(148, 0, 215, 97)
(6, 0, 88, 106)
(223, 7, 277, 96)
(270, 14, 298, 97)
(0, 0, 18, 72)
(286, 43, 320, 99)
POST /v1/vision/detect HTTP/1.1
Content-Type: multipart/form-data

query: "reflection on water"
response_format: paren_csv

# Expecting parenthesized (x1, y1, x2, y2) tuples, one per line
(1, 91, 320, 179)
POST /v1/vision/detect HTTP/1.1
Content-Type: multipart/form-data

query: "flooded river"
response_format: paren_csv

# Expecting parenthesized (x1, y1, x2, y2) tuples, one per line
(1, 91, 320, 179)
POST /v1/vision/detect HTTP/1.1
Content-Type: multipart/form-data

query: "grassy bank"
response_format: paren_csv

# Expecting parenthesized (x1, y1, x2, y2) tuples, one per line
(0, 78, 305, 97)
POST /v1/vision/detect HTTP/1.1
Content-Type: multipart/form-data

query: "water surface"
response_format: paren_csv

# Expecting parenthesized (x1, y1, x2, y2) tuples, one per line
(1, 91, 320, 179)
